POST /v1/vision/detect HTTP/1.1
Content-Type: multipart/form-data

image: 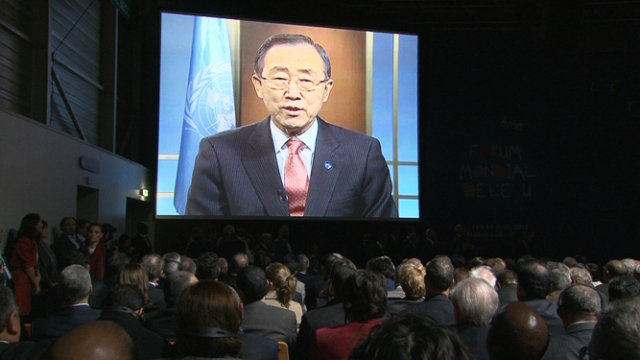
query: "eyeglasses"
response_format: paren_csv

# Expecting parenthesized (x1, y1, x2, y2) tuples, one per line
(258, 75, 328, 92)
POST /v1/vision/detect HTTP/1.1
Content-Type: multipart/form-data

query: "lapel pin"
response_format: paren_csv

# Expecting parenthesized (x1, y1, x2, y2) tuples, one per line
(324, 161, 333, 170)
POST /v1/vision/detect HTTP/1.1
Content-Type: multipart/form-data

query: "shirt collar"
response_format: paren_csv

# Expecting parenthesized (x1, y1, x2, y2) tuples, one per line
(270, 118, 318, 153)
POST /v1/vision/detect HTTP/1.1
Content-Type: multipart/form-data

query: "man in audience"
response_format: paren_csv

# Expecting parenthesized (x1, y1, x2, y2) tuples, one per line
(401, 257, 456, 325)
(515, 259, 565, 335)
(297, 254, 312, 284)
(145, 270, 198, 341)
(236, 265, 297, 346)
(75, 219, 91, 244)
(543, 284, 602, 360)
(0, 286, 51, 359)
(141, 253, 167, 309)
(588, 295, 640, 360)
(48, 321, 136, 360)
(254, 233, 275, 265)
(98, 284, 168, 360)
(595, 260, 628, 296)
(547, 262, 571, 302)
(217, 225, 246, 261)
(388, 263, 426, 315)
(607, 274, 640, 302)
(131, 221, 153, 262)
(273, 225, 294, 262)
(195, 252, 221, 280)
(569, 267, 592, 285)
(31, 265, 101, 341)
(497, 269, 518, 307)
(220, 252, 249, 290)
(620, 258, 638, 280)
(368, 256, 398, 294)
(486, 258, 507, 276)
(487, 302, 549, 360)
(470, 265, 497, 289)
(162, 252, 182, 276)
(52, 217, 84, 272)
(180, 255, 197, 274)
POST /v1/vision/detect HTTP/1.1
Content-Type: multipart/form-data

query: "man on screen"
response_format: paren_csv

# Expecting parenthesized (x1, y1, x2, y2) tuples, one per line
(186, 33, 397, 217)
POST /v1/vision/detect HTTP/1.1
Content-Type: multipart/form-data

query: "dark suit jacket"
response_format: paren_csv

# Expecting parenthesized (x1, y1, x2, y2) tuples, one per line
(144, 306, 178, 341)
(31, 304, 101, 341)
(131, 234, 153, 261)
(295, 301, 345, 360)
(0, 341, 51, 360)
(51, 234, 82, 272)
(497, 283, 519, 307)
(387, 297, 424, 316)
(400, 294, 456, 326)
(186, 118, 398, 217)
(148, 284, 167, 309)
(241, 301, 297, 348)
(238, 330, 280, 360)
(542, 322, 596, 360)
(99, 310, 169, 360)
(520, 298, 566, 336)
(454, 323, 491, 360)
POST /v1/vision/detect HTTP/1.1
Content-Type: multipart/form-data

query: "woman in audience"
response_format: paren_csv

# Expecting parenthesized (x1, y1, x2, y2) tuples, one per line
(173, 280, 243, 359)
(265, 262, 304, 327)
(116, 263, 152, 308)
(9, 213, 43, 317)
(83, 223, 107, 282)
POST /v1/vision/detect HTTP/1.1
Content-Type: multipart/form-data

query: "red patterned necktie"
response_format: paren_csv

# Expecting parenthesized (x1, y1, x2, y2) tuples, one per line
(285, 138, 309, 216)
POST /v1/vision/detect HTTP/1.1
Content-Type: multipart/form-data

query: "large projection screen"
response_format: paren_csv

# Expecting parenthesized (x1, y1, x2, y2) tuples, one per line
(157, 13, 419, 219)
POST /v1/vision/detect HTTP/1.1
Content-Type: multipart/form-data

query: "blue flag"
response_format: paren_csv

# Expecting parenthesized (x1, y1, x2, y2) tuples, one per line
(174, 17, 236, 214)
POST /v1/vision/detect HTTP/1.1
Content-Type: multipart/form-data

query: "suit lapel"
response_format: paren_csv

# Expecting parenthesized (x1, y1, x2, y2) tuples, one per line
(241, 119, 290, 216)
(305, 118, 344, 216)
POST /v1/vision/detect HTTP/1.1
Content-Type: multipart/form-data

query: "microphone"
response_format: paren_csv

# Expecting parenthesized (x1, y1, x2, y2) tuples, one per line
(278, 189, 289, 204)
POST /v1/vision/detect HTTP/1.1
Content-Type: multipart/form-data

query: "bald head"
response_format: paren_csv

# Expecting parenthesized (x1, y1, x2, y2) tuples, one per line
(49, 321, 135, 360)
(487, 302, 549, 360)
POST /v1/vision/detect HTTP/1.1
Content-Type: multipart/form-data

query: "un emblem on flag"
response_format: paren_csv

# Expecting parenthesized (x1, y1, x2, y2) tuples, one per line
(184, 61, 236, 137)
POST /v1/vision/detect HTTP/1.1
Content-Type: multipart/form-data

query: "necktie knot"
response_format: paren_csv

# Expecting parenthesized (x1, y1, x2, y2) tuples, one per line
(288, 138, 305, 154)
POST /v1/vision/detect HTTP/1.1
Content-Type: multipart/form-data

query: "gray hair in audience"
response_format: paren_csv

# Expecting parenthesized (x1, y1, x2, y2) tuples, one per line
(395, 263, 405, 280)
(451, 278, 499, 326)
(549, 262, 572, 291)
(559, 284, 602, 320)
(60, 265, 92, 304)
(298, 254, 310, 270)
(141, 253, 164, 281)
(0, 286, 17, 332)
(570, 267, 592, 284)
(621, 259, 639, 276)
(589, 295, 640, 359)
(486, 258, 506, 276)
(181, 255, 197, 274)
(164, 271, 197, 306)
(469, 265, 497, 289)
(163, 252, 182, 275)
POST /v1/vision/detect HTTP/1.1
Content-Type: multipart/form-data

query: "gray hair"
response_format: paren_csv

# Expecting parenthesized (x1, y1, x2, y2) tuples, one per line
(0, 286, 17, 332)
(141, 253, 164, 281)
(60, 265, 92, 304)
(164, 270, 196, 306)
(559, 284, 602, 320)
(254, 34, 332, 80)
(570, 267, 592, 284)
(181, 256, 197, 274)
(470, 266, 497, 289)
(590, 296, 640, 359)
(549, 262, 571, 291)
(163, 252, 182, 275)
(621, 259, 639, 276)
(298, 254, 310, 270)
(451, 278, 499, 326)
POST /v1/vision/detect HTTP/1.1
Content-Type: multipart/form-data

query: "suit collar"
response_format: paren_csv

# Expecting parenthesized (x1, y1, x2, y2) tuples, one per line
(566, 321, 596, 333)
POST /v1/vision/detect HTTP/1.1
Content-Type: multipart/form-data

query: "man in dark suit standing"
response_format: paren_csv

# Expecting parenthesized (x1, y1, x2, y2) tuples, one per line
(31, 265, 101, 341)
(131, 222, 152, 262)
(52, 217, 84, 273)
(186, 34, 397, 218)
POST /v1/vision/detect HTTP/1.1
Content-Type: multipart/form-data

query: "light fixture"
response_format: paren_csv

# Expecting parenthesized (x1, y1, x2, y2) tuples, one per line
(140, 189, 149, 197)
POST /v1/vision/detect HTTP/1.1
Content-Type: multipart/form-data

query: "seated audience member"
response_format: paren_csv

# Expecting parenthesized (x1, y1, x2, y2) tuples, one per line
(486, 258, 507, 276)
(367, 256, 397, 292)
(311, 269, 387, 360)
(588, 295, 640, 360)
(196, 252, 221, 280)
(350, 313, 473, 360)
(265, 262, 304, 327)
(105, 252, 129, 289)
(145, 270, 198, 341)
(563, 257, 578, 267)
(487, 302, 549, 360)
(236, 266, 297, 346)
(620, 258, 638, 279)
(468, 257, 486, 269)
(141, 253, 167, 309)
(219, 252, 249, 290)
(180, 255, 197, 274)
(454, 267, 470, 285)
(470, 265, 497, 289)
(98, 284, 168, 360)
(607, 274, 640, 302)
(31, 265, 101, 341)
(569, 267, 592, 285)
(401, 257, 456, 326)
(387, 263, 407, 299)
(117, 263, 153, 309)
(48, 321, 135, 360)
(547, 262, 571, 302)
(254, 233, 275, 267)
(388, 263, 426, 315)
(515, 259, 565, 335)
(451, 278, 499, 360)
(0, 286, 51, 359)
(595, 260, 628, 295)
(296, 254, 312, 285)
(497, 269, 518, 307)
(543, 284, 602, 360)
(162, 252, 183, 276)
(282, 256, 307, 305)
(295, 265, 356, 360)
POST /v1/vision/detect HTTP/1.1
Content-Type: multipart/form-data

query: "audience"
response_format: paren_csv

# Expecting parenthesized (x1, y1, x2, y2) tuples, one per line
(595, 259, 628, 295)
(9, 213, 43, 318)
(401, 257, 456, 325)
(569, 266, 592, 285)
(496, 269, 518, 306)
(265, 262, 304, 327)
(487, 302, 549, 360)
(117, 263, 153, 308)
(48, 321, 135, 360)
(588, 295, 640, 360)
(0, 286, 51, 359)
(162, 252, 183, 276)
(469, 265, 497, 289)
(607, 274, 640, 302)
(387, 262, 426, 315)
(547, 262, 572, 302)
(196, 252, 221, 280)
(51, 217, 82, 273)
(141, 253, 167, 309)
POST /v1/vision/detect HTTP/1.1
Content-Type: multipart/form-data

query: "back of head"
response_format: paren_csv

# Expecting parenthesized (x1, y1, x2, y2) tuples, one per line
(469, 265, 497, 289)
(497, 270, 518, 288)
(486, 258, 506, 276)
(59, 265, 92, 304)
(487, 302, 549, 360)
(558, 284, 602, 321)
(165, 270, 197, 307)
(175, 280, 243, 358)
(230, 253, 249, 273)
(350, 314, 472, 360)
(266, 262, 297, 307)
(589, 296, 640, 360)
(370, 256, 396, 279)
(608, 275, 640, 302)
(298, 254, 310, 271)
(237, 266, 269, 304)
(49, 321, 135, 360)
(606, 260, 628, 278)
(451, 278, 499, 326)
(196, 252, 221, 280)
(141, 253, 164, 281)
(105, 284, 144, 311)
(548, 262, 572, 292)
(163, 252, 183, 275)
(181, 256, 197, 274)
(330, 265, 356, 301)
(570, 267, 592, 285)
(400, 263, 426, 298)
(426, 258, 455, 291)
(0, 286, 17, 334)
(342, 270, 387, 322)
(517, 259, 552, 299)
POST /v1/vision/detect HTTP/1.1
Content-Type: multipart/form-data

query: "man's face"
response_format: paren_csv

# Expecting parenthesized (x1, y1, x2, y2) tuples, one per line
(252, 44, 334, 136)
(62, 219, 76, 236)
(77, 222, 90, 237)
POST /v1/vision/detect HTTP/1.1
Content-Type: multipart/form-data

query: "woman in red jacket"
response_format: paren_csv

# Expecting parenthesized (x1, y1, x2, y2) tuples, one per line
(10, 213, 43, 317)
